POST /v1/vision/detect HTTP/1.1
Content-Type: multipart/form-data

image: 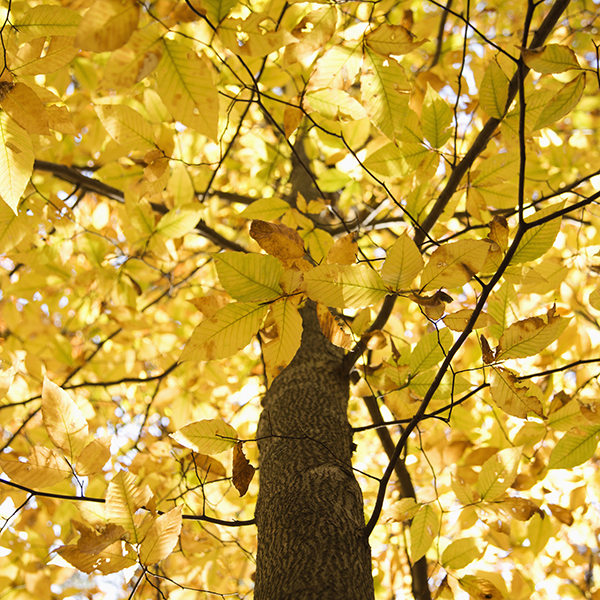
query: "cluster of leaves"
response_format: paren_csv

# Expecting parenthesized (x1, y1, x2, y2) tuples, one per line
(0, 0, 600, 598)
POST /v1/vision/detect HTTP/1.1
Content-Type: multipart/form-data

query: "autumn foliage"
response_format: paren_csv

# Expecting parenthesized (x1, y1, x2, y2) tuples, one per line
(1, 0, 600, 598)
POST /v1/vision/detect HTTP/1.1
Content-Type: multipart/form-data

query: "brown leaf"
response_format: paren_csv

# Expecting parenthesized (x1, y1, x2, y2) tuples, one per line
(250, 220, 306, 261)
(232, 442, 255, 497)
(499, 497, 543, 521)
(548, 503, 574, 525)
(481, 335, 494, 364)
(316, 303, 353, 349)
(488, 215, 509, 251)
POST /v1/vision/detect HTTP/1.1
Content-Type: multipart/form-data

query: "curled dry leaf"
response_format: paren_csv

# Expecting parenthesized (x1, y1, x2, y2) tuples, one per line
(232, 442, 255, 497)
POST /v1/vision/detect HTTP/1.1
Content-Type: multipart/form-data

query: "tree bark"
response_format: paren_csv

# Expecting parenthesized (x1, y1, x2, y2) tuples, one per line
(255, 303, 374, 600)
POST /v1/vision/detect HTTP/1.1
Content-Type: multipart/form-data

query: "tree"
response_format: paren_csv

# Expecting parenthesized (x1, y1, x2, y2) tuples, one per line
(1, 0, 600, 597)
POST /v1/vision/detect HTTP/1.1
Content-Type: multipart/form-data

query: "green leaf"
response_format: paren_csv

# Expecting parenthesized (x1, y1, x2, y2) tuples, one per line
(547, 401, 582, 432)
(304, 263, 388, 309)
(548, 426, 600, 469)
(262, 298, 303, 385)
(361, 47, 410, 141)
(157, 40, 220, 141)
(304, 90, 366, 121)
(479, 62, 509, 119)
(300, 228, 334, 263)
(420, 240, 490, 291)
(441, 538, 483, 570)
(534, 73, 586, 130)
(0, 200, 28, 251)
(409, 505, 438, 563)
(155, 203, 203, 238)
(381, 233, 424, 291)
(95, 104, 155, 151)
(171, 419, 238, 454)
(522, 44, 580, 74)
(409, 328, 453, 374)
(180, 301, 268, 362)
(213, 252, 283, 302)
(241, 197, 290, 221)
(476, 446, 522, 501)
(362, 143, 408, 178)
(421, 84, 454, 148)
(0, 113, 34, 214)
(510, 201, 565, 265)
(409, 371, 471, 400)
(201, 0, 239, 23)
(16, 5, 82, 39)
(487, 282, 518, 339)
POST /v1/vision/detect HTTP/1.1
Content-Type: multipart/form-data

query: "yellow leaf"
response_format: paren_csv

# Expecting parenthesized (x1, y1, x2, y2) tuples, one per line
(105, 471, 153, 542)
(365, 24, 426, 56)
(157, 40, 220, 141)
(213, 252, 283, 302)
(0, 83, 49, 135)
(304, 263, 388, 309)
(46, 105, 77, 135)
(155, 203, 203, 238)
(476, 446, 522, 501)
(534, 73, 586, 130)
(171, 419, 238, 454)
(361, 47, 410, 141)
(0, 447, 71, 488)
(441, 538, 483, 570)
(139, 506, 183, 565)
(421, 84, 454, 149)
(479, 62, 509, 119)
(76, 437, 111, 476)
(308, 43, 362, 91)
(180, 302, 268, 362)
(522, 44, 580, 74)
(42, 378, 89, 462)
(57, 541, 136, 575)
(327, 233, 358, 265)
(11, 36, 77, 75)
(218, 15, 297, 57)
(496, 305, 570, 360)
(420, 240, 489, 291)
(410, 504, 438, 562)
(0, 112, 34, 214)
(232, 442, 255, 497)
(250, 220, 306, 261)
(75, 0, 139, 52)
(95, 104, 155, 152)
(444, 309, 497, 332)
(490, 366, 543, 418)
(381, 233, 424, 291)
(104, 26, 163, 88)
(262, 298, 303, 384)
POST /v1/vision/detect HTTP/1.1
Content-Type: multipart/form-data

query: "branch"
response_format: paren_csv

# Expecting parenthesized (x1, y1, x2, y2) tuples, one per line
(33, 160, 247, 253)
(362, 396, 431, 600)
(0, 478, 255, 527)
(414, 0, 572, 248)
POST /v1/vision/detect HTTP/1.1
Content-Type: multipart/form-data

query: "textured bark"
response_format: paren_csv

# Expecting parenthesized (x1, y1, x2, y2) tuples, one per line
(255, 303, 374, 600)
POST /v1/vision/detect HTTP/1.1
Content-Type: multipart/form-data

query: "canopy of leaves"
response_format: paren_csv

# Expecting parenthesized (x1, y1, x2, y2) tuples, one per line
(1, 0, 600, 598)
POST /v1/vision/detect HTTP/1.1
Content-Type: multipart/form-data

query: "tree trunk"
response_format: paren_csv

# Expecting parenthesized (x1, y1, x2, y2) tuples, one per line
(255, 303, 375, 599)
